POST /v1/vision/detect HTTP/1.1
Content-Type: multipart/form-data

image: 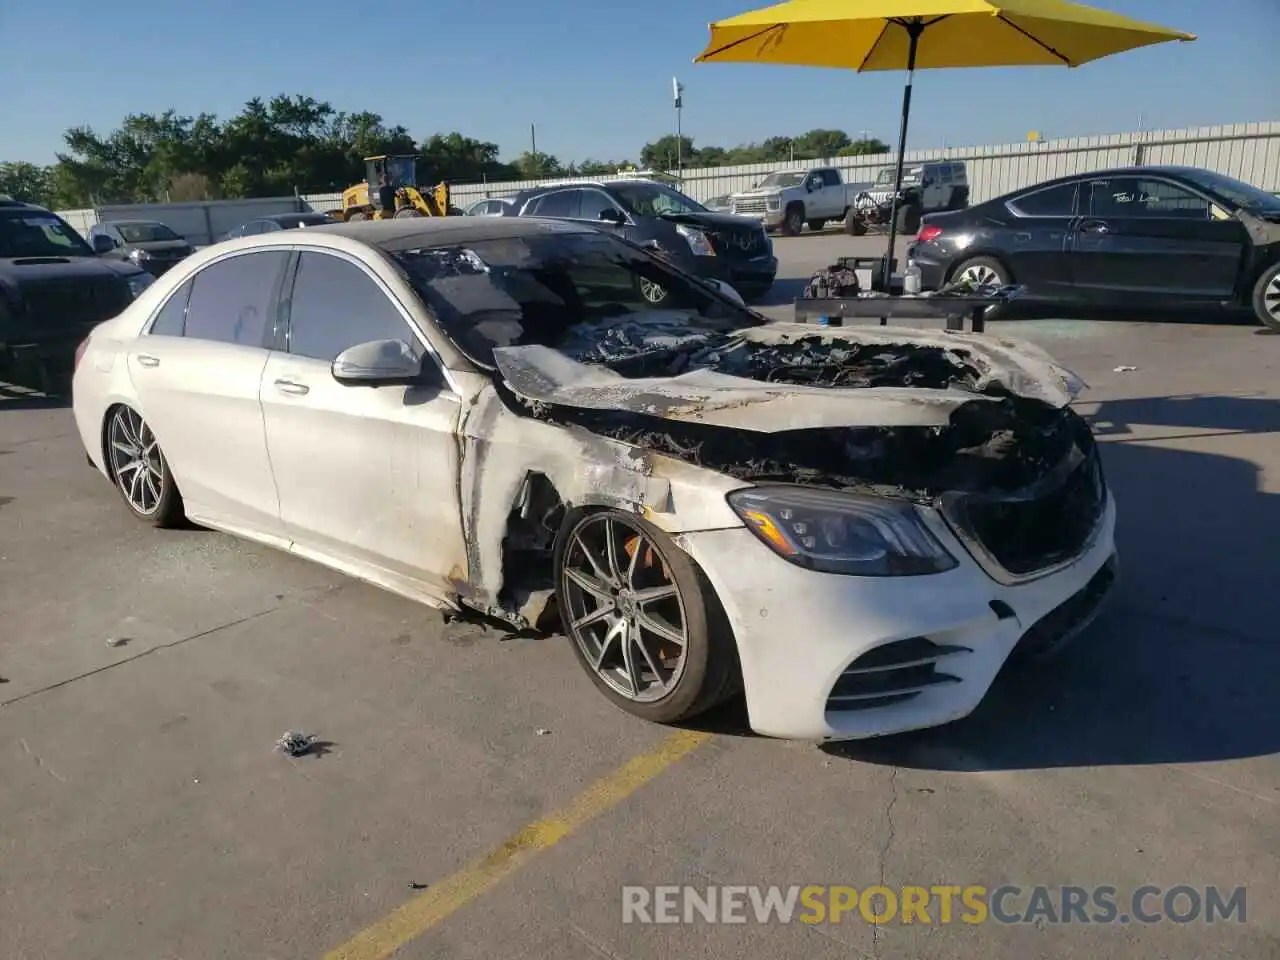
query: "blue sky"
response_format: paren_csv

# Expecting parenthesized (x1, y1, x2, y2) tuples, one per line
(0, 0, 1274, 167)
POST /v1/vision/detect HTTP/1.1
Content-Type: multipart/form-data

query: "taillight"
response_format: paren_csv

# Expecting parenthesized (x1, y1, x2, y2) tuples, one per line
(74, 337, 90, 372)
(916, 224, 944, 243)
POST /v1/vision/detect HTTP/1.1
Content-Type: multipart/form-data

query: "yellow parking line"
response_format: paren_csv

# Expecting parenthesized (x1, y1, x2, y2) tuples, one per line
(323, 729, 710, 960)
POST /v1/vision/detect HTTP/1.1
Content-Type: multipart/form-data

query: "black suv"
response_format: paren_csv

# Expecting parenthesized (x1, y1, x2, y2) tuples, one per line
(505, 178, 777, 301)
(1, 199, 154, 388)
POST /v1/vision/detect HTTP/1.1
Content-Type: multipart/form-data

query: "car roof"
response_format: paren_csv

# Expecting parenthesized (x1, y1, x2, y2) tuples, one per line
(261, 212, 330, 222)
(1000, 165, 1207, 197)
(217, 215, 594, 255)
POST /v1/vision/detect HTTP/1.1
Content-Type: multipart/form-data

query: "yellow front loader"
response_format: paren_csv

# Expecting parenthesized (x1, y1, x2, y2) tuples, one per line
(338, 155, 457, 221)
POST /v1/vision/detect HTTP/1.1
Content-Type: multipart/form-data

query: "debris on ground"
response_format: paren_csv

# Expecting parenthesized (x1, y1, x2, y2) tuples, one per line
(408, 881, 429, 890)
(275, 731, 319, 757)
(1113, 365, 1138, 373)
(535, 728, 552, 736)
(105, 636, 130, 648)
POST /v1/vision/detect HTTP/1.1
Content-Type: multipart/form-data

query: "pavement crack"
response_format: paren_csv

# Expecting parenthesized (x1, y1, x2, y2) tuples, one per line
(568, 924, 632, 960)
(19, 738, 67, 783)
(0, 607, 280, 709)
(871, 766, 899, 959)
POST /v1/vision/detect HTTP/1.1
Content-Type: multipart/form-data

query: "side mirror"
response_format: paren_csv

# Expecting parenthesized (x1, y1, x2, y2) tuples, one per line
(597, 208, 625, 225)
(92, 235, 115, 254)
(332, 339, 436, 387)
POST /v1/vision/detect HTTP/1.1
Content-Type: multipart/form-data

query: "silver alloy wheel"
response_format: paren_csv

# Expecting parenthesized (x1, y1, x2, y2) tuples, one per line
(561, 514, 689, 702)
(958, 263, 1004, 288)
(108, 407, 165, 516)
(1265, 273, 1280, 325)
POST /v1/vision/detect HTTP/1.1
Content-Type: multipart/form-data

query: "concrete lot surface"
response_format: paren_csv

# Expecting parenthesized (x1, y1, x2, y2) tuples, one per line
(1, 234, 1277, 959)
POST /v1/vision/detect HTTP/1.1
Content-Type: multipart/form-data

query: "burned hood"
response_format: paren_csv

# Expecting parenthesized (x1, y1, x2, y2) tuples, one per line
(493, 321, 1084, 432)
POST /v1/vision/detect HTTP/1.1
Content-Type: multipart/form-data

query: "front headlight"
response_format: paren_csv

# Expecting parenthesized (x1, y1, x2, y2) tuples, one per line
(727, 486, 959, 577)
(766, 196, 781, 210)
(675, 224, 715, 257)
(128, 248, 152, 262)
(125, 272, 155, 299)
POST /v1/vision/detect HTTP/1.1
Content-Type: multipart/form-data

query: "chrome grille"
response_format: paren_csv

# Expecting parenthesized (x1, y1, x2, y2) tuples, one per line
(731, 198, 770, 215)
(826, 637, 969, 713)
(942, 447, 1106, 581)
(20, 278, 130, 325)
(708, 228, 766, 258)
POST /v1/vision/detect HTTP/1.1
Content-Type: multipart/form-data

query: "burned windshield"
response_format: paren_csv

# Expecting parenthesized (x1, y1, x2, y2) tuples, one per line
(392, 231, 761, 368)
(0, 211, 93, 258)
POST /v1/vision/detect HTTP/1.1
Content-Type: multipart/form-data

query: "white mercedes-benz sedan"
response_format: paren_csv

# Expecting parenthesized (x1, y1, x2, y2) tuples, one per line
(71, 217, 1117, 741)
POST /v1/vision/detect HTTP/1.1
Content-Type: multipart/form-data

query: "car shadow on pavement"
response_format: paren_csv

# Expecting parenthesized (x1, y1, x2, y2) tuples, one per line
(0, 380, 70, 411)
(819, 392, 1280, 771)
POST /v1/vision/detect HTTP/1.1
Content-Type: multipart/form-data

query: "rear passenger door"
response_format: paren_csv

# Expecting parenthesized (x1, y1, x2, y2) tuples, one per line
(1001, 181, 1080, 295)
(127, 250, 290, 541)
(259, 249, 466, 593)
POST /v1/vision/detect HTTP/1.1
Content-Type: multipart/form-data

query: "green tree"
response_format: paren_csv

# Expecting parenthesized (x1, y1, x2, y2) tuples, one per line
(838, 137, 891, 157)
(639, 135, 697, 171)
(793, 129, 852, 159)
(514, 151, 563, 178)
(0, 162, 54, 205)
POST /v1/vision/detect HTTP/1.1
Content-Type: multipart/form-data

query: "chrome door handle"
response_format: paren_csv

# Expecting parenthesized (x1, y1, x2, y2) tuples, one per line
(273, 379, 310, 396)
(135, 353, 160, 367)
(1079, 220, 1110, 235)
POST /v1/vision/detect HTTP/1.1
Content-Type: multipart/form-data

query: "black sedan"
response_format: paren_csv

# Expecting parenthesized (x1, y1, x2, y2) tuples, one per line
(222, 211, 334, 241)
(907, 165, 1280, 330)
(87, 220, 194, 276)
(504, 178, 777, 301)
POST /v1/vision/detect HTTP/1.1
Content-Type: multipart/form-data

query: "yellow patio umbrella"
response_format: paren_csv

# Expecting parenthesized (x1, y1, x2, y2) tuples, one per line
(695, 0, 1196, 282)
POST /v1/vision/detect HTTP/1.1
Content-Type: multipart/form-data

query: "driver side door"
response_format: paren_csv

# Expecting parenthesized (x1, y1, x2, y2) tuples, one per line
(259, 249, 467, 596)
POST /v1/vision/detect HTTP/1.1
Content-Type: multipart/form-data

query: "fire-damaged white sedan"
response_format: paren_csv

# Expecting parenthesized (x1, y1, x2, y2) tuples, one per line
(72, 217, 1117, 741)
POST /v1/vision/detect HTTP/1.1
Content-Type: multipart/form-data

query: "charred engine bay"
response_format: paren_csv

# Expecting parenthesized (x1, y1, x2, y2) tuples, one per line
(513, 329, 1094, 499)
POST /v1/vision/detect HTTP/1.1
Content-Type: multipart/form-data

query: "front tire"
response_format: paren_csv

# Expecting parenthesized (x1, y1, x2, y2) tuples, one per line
(895, 202, 921, 235)
(555, 510, 737, 724)
(105, 406, 184, 527)
(1251, 261, 1280, 332)
(781, 204, 804, 237)
(844, 208, 868, 236)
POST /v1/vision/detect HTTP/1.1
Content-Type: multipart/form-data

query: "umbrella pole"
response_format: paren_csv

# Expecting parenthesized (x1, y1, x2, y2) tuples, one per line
(882, 19, 923, 290)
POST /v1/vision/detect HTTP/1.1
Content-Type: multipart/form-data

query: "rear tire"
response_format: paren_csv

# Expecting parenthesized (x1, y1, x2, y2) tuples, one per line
(555, 509, 738, 724)
(952, 256, 1012, 320)
(104, 405, 185, 528)
(896, 202, 921, 235)
(1251, 261, 1280, 332)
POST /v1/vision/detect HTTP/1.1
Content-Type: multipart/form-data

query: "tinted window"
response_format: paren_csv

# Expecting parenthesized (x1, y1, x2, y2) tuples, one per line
(820, 169, 841, 187)
(1010, 183, 1077, 217)
(184, 251, 287, 346)
(117, 222, 180, 243)
(149, 281, 192, 336)
(1090, 177, 1211, 219)
(287, 252, 419, 362)
(577, 189, 624, 222)
(528, 191, 581, 218)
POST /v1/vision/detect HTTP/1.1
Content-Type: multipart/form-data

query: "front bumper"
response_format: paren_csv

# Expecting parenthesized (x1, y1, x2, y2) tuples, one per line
(730, 208, 785, 229)
(678, 493, 1118, 741)
(691, 254, 778, 295)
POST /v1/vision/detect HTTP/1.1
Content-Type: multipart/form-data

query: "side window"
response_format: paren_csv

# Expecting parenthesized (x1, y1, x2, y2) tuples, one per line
(1128, 178, 1212, 219)
(528, 190, 581, 219)
(184, 251, 288, 347)
(820, 169, 841, 187)
(577, 190, 623, 222)
(148, 281, 192, 336)
(1010, 183, 1078, 217)
(287, 252, 421, 362)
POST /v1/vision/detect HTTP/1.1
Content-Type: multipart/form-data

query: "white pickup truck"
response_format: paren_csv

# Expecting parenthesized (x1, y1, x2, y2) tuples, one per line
(729, 167, 862, 236)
